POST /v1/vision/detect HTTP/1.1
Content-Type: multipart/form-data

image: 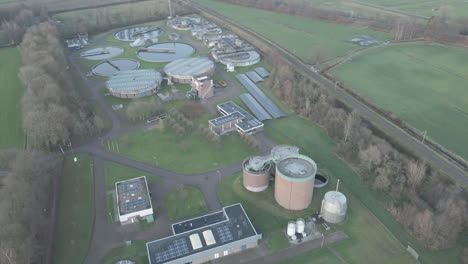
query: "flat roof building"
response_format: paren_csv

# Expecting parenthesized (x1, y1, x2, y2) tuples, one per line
(191, 75, 213, 99)
(146, 203, 259, 264)
(208, 101, 264, 135)
(115, 176, 153, 224)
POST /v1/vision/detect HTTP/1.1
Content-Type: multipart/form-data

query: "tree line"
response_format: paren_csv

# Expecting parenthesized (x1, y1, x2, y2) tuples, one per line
(56, 0, 189, 37)
(266, 56, 467, 252)
(19, 22, 105, 150)
(0, 150, 60, 263)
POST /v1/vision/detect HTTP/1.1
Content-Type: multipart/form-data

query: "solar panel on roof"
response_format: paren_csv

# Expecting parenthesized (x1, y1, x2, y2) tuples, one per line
(245, 71, 263, 83)
(154, 238, 190, 263)
(216, 226, 233, 243)
(236, 74, 286, 119)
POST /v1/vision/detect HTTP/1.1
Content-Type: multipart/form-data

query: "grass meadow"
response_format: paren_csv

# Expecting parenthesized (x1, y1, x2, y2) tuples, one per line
(333, 43, 468, 161)
(0, 47, 24, 149)
(107, 124, 256, 174)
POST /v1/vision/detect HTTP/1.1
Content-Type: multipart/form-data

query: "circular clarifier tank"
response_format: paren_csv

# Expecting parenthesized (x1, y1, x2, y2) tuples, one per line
(92, 59, 140, 77)
(314, 173, 329, 188)
(275, 154, 317, 210)
(114, 26, 162, 42)
(80, 47, 124, 60)
(137, 43, 195, 62)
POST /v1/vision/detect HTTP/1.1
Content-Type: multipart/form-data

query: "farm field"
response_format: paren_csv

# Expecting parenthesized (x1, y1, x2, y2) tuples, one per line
(166, 185, 209, 221)
(333, 43, 468, 161)
(264, 115, 460, 264)
(52, 154, 95, 264)
(0, 47, 24, 149)
(357, 0, 468, 18)
(196, 0, 390, 63)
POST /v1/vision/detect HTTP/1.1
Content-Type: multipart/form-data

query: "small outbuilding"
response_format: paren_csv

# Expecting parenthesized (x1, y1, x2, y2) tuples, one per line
(115, 176, 153, 224)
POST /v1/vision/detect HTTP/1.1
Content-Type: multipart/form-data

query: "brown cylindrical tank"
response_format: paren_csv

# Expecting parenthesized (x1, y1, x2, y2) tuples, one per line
(274, 155, 317, 210)
(242, 157, 271, 192)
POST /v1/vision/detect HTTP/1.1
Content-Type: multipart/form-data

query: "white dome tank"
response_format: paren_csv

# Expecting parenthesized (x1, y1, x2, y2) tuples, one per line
(321, 191, 347, 224)
(287, 221, 296, 236)
(296, 218, 305, 234)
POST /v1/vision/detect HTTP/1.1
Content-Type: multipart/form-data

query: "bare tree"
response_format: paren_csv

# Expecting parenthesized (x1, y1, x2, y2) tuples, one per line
(343, 110, 360, 142)
(407, 160, 426, 187)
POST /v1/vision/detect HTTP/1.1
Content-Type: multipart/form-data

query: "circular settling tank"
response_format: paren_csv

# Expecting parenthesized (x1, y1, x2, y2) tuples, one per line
(274, 154, 317, 210)
(106, 69, 162, 99)
(164, 57, 215, 83)
(321, 191, 347, 224)
(92, 59, 140, 76)
(242, 157, 271, 192)
(314, 173, 329, 188)
(114, 26, 162, 42)
(137, 43, 195, 62)
(80, 47, 124, 60)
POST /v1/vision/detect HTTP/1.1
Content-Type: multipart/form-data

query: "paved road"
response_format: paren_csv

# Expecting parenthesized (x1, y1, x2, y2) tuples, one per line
(190, 1, 468, 185)
(214, 231, 349, 264)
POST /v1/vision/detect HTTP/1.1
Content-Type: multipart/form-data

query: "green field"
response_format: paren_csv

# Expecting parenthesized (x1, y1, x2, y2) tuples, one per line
(100, 240, 148, 264)
(196, 0, 389, 63)
(52, 154, 95, 264)
(166, 185, 209, 221)
(0, 48, 24, 149)
(264, 115, 460, 263)
(104, 161, 160, 190)
(107, 123, 256, 174)
(358, 0, 468, 18)
(217, 173, 416, 264)
(333, 43, 468, 161)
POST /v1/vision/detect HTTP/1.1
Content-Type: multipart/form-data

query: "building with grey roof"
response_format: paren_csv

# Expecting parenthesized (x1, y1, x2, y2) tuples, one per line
(146, 203, 259, 264)
(115, 176, 153, 224)
(164, 57, 215, 83)
(208, 101, 264, 135)
(106, 69, 162, 98)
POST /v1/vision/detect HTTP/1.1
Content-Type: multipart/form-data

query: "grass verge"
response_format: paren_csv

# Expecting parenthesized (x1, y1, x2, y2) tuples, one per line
(52, 154, 94, 264)
(0, 47, 24, 149)
(100, 240, 149, 264)
(166, 185, 209, 221)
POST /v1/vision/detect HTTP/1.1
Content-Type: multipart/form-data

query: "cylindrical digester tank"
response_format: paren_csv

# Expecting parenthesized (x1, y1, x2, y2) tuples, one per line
(321, 191, 347, 224)
(287, 221, 296, 237)
(296, 218, 305, 234)
(274, 155, 317, 210)
(242, 157, 271, 192)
